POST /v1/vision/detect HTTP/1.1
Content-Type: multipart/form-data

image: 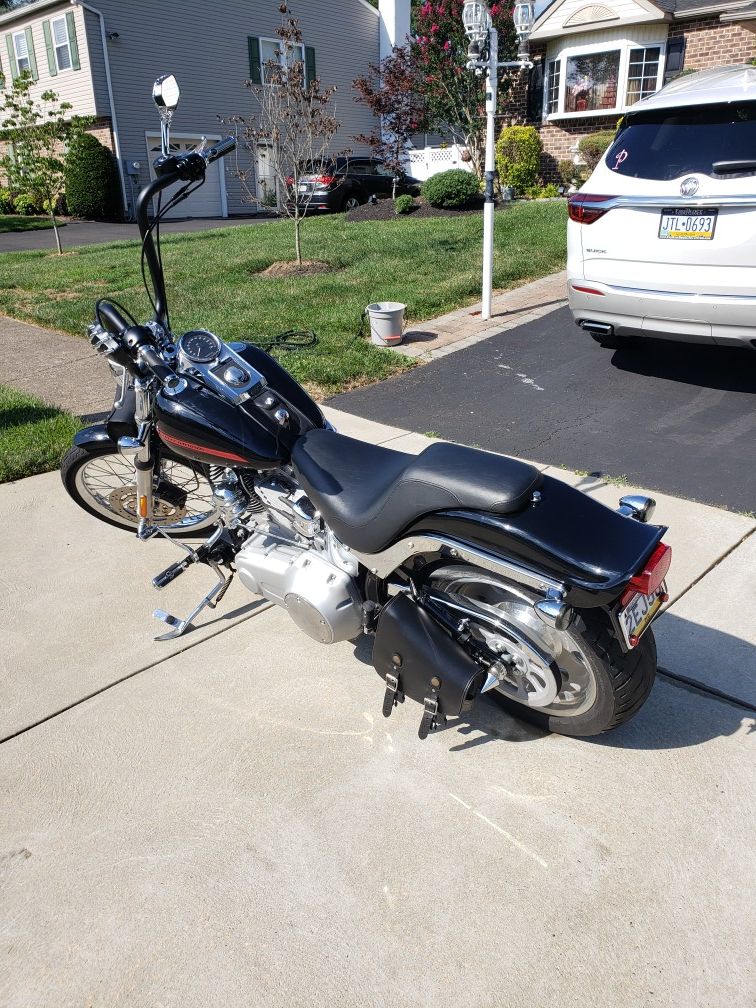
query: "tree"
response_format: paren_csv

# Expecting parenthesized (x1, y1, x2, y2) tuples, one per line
(0, 71, 90, 252)
(222, 3, 340, 266)
(65, 132, 122, 220)
(410, 0, 519, 177)
(353, 47, 426, 198)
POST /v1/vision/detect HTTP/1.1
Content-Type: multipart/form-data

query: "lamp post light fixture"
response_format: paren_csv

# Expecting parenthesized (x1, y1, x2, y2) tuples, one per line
(462, 0, 535, 320)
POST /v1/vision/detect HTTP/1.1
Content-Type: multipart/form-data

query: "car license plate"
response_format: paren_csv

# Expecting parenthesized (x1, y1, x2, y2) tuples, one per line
(298, 183, 312, 193)
(616, 587, 665, 649)
(659, 208, 717, 240)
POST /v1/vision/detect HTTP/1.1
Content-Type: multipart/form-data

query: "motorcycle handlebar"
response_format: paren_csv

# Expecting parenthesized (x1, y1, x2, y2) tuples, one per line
(204, 136, 236, 164)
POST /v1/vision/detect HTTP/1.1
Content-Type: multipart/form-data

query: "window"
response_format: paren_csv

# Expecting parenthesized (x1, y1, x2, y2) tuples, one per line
(545, 59, 561, 115)
(260, 37, 304, 83)
(51, 16, 72, 71)
(12, 30, 30, 73)
(625, 47, 661, 106)
(607, 102, 756, 181)
(565, 51, 620, 114)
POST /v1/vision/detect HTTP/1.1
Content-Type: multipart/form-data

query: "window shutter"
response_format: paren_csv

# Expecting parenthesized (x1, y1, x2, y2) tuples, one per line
(24, 27, 38, 80)
(527, 59, 545, 122)
(305, 46, 316, 88)
(248, 36, 261, 84)
(65, 10, 80, 70)
(0, 52, 4, 88)
(664, 37, 685, 79)
(42, 20, 57, 76)
(5, 34, 19, 80)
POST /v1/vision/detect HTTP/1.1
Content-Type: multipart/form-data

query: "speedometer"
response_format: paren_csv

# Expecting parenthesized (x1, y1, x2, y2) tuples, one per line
(179, 329, 222, 363)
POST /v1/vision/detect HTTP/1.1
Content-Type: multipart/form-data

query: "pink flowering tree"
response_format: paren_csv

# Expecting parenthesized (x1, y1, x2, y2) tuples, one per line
(411, 0, 518, 176)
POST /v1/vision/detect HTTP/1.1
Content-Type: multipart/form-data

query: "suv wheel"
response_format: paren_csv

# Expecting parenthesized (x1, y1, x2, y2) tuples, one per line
(342, 195, 361, 212)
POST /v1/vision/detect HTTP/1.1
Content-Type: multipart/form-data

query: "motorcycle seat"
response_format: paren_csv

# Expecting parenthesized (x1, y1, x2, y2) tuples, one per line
(291, 428, 543, 555)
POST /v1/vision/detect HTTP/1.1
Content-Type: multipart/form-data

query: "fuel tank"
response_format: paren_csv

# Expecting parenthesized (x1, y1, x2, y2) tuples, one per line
(155, 342, 325, 470)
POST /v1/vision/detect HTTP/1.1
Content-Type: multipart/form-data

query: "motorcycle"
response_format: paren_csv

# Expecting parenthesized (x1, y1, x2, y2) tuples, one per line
(61, 75, 672, 740)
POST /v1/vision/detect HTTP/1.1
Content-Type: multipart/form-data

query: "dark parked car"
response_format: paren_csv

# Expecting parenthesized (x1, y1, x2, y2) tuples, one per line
(292, 157, 422, 212)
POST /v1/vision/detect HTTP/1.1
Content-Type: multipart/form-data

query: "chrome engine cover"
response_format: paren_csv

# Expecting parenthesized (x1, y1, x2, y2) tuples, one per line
(235, 530, 363, 644)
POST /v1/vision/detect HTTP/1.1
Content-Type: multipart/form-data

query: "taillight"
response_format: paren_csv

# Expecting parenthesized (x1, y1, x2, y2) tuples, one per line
(568, 193, 613, 224)
(313, 175, 335, 186)
(627, 543, 672, 597)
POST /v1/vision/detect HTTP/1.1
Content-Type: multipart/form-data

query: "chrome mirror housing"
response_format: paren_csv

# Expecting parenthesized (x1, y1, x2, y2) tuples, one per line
(152, 74, 180, 157)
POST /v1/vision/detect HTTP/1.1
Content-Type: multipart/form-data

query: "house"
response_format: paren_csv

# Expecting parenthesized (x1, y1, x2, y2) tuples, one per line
(0, 0, 387, 219)
(526, 0, 756, 178)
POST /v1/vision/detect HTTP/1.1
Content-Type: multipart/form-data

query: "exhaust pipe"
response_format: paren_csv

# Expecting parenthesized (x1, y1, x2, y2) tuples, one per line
(580, 321, 614, 338)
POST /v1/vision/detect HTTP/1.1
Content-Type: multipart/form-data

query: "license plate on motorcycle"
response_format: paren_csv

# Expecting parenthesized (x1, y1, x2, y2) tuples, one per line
(659, 208, 717, 240)
(617, 588, 665, 649)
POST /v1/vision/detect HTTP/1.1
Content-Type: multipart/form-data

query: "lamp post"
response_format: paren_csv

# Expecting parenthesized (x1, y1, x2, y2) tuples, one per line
(462, 1, 535, 320)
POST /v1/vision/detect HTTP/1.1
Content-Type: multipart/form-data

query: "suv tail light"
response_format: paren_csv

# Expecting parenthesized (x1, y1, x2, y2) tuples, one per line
(313, 175, 335, 185)
(626, 543, 672, 598)
(568, 193, 613, 224)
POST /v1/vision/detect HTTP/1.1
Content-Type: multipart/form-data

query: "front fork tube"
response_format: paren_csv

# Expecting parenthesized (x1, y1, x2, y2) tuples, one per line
(117, 378, 156, 538)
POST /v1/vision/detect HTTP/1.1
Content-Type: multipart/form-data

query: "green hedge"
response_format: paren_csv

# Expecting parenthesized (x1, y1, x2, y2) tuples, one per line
(578, 131, 616, 172)
(495, 125, 542, 193)
(64, 132, 122, 220)
(421, 169, 479, 209)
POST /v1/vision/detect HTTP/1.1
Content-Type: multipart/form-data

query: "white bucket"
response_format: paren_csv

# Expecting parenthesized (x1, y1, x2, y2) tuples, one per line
(366, 302, 406, 346)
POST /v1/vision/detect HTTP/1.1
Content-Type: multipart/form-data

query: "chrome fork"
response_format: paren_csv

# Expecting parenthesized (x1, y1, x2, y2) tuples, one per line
(117, 378, 156, 538)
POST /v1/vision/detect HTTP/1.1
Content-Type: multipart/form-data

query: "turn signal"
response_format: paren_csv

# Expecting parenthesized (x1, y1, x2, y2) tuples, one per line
(568, 193, 613, 224)
(627, 543, 672, 597)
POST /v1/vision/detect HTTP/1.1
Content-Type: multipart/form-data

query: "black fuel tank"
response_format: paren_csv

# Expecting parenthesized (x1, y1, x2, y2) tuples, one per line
(155, 343, 325, 469)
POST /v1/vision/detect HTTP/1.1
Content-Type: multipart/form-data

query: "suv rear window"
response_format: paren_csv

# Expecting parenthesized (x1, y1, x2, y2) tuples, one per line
(605, 101, 756, 180)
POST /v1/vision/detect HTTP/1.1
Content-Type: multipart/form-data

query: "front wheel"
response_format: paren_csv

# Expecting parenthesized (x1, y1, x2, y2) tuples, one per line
(424, 565, 656, 737)
(60, 443, 218, 537)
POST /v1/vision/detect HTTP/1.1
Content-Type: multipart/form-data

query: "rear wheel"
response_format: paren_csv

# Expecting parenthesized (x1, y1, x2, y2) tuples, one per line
(424, 565, 656, 736)
(60, 444, 217, 537)
(342, 195, 361, 212)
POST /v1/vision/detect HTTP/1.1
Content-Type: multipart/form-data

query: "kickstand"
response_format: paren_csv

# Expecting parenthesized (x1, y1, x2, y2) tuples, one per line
(153, 561, 233, 641)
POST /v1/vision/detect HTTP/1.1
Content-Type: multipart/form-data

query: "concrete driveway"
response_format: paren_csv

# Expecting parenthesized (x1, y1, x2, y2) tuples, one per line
(0, 215, 273, 253)
(0, 407, 753, 1007)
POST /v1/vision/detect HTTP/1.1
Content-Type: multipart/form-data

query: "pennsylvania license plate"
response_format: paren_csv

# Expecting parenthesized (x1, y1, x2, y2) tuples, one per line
(659, 208, 717, 240)
(616, 587, 665, 649)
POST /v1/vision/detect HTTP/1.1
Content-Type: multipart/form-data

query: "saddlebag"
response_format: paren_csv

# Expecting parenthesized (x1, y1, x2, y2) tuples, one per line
(372, 594, 486, 739)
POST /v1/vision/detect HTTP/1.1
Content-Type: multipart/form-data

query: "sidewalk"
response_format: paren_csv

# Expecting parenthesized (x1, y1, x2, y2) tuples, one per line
(0, 405, 753, 1008)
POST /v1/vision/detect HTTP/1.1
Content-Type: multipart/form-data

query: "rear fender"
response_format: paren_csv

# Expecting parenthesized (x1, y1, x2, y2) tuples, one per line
(401, 474, 666, 609)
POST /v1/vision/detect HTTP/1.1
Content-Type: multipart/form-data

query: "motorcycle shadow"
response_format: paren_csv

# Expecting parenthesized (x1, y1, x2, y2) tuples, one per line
(352, 621, 755, 753)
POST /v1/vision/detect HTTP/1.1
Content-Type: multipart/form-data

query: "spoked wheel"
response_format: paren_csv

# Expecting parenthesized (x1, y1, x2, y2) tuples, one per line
(61, 444, 217, 537)
(424, 565, 656, 737)
(342, 195, 361, 212)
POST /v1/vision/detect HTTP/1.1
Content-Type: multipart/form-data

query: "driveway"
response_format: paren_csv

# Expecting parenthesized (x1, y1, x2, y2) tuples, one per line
(330, 306, 756, 513)
(0, 406, 753, 1008)
(0, 215, 274, 253)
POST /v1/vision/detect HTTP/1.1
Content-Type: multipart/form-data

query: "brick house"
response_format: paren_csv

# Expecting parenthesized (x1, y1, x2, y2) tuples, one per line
(525, 0, 756, 180)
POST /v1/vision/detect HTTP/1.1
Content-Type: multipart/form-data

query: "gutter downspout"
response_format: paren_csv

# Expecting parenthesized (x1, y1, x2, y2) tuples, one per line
(70, 0, 130, 220)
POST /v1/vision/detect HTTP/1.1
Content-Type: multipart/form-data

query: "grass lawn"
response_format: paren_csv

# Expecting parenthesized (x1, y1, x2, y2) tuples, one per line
(0, 214, 61, 233)
(0, 384, 81, 484)
(0, 201, 567, 394)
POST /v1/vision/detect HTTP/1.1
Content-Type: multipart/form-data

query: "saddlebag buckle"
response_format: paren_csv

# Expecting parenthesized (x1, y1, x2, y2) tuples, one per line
(372, 594, 486, 740)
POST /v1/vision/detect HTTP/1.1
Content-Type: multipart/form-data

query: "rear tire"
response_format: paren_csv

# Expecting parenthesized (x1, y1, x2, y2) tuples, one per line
(60, 443, 217, 537)
(342, 195, 361, 212)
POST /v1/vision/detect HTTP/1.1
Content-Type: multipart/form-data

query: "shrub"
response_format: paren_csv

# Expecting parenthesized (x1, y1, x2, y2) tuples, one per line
(64, 132, 122, 220)
(578, 131, 616, 172)
(394, 194, 415, 215)
(421, 169, 479, 209)
(0, 188, 14, 213)
(13, 193, 40, 215)
(495, 125, 542, 193)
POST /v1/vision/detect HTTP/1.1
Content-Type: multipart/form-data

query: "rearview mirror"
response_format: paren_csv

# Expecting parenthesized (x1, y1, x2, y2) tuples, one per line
(153, 74, 180, 113)
(152, 74, 180, 157)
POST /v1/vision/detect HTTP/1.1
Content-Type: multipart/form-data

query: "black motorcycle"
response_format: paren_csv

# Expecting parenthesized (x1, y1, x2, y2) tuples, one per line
(61, 75, 671, 740)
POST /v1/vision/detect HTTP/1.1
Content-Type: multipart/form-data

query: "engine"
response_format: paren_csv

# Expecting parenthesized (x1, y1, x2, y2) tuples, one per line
(229, 470, 364, 645)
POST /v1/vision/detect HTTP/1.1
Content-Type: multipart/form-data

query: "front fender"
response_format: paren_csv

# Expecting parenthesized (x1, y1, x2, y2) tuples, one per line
(73, 424, 116, 452)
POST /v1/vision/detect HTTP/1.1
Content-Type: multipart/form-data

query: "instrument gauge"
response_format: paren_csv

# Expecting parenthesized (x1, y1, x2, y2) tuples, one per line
(179, 329, 222, 363)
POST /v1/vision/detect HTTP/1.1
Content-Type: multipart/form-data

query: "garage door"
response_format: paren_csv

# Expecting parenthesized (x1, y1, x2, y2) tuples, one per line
(145, 134, 225, 219)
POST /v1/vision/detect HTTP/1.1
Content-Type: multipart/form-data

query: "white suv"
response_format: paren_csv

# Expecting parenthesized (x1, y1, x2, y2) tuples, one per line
(567, 65, 756, 350)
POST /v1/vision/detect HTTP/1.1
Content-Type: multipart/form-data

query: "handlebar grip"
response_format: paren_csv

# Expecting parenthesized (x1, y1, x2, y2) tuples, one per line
(206, 136, 236, 163)
(97, 301, 129, 336)
(138, 343, 178, 384)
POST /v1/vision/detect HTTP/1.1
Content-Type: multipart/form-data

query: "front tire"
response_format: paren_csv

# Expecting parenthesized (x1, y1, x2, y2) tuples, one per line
(60, 443, 218, 537)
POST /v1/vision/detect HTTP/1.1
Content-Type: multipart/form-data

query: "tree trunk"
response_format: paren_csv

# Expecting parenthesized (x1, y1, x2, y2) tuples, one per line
(294, 209, 302, 265)
(50, 211, 62, 254)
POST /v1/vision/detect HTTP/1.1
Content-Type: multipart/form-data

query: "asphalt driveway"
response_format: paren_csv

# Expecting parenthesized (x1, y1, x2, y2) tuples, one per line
(330, 306, 756, 513)
(0, 215, 273, 253)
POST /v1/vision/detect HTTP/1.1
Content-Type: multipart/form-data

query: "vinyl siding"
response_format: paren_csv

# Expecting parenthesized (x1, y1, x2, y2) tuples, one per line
(0, 3, 96, 114)
(531, 0, 668, 41)
(86, 0, 381, 216)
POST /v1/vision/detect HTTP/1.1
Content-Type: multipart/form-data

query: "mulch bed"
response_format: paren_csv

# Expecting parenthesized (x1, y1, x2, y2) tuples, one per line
(346, 198, 485, 223)
(259, 259, 336, 278)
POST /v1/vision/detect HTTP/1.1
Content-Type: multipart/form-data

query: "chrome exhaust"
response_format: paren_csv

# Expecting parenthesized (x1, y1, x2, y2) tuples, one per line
(580, 320, 614, 337)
